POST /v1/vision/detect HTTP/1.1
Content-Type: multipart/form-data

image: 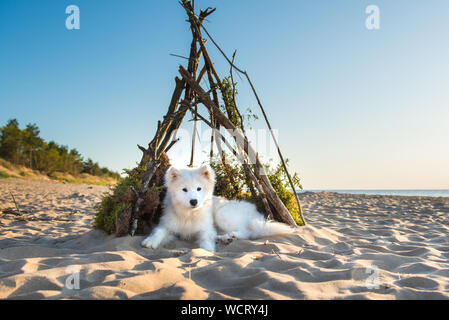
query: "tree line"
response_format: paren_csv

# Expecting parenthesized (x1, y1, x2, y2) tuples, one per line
(0, 119, 120, 179)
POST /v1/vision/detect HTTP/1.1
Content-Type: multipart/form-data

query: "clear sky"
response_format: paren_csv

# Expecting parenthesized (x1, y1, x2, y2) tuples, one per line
(1, 0, 448, 189)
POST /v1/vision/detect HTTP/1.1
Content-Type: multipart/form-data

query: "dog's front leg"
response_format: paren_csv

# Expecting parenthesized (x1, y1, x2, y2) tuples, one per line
(141, 226, 170, 249)
(198, 229, 217, 251)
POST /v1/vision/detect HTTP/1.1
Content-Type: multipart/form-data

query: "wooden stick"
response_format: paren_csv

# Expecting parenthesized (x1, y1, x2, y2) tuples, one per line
(189, 103, 198, 167)
(197, 64, 207, 84)
(10, 192, 21, 215)
(164, 137, 180, 153)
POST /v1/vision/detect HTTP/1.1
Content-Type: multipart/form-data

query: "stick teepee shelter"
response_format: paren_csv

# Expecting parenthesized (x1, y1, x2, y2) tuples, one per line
(95, 0, 306, 237)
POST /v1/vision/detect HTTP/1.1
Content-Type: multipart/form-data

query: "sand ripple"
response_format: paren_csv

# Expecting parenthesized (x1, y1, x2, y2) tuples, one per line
(1, 179, 449, 299)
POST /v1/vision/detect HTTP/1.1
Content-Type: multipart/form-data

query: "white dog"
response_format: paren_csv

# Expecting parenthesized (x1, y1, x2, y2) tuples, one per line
(141, 165, 296, 251)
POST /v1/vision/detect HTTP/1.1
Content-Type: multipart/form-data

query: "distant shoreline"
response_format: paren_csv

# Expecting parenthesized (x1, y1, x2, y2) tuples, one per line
(298, 189, 449, 198)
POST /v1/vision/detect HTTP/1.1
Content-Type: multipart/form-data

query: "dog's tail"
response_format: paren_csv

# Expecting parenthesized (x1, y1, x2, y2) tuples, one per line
(248, 219, 297, 238)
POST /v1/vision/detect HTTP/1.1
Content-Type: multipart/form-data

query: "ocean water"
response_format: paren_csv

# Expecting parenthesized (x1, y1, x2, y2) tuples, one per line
(298, 190, 449, 198)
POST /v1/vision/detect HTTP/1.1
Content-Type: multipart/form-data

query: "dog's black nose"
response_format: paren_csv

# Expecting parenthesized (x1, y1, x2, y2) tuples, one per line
(190, 199, 198, 207)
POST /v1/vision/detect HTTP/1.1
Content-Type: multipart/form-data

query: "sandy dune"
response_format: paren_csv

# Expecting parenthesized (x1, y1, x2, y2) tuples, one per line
(1, 178, 448, 299)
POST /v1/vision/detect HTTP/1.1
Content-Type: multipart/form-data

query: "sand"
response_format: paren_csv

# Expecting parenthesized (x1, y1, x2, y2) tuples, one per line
(0, 178, 448, 300)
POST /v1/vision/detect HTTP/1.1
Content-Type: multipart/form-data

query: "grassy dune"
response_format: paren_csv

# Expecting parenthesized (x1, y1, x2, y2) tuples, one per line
(0, 158, 119, 186)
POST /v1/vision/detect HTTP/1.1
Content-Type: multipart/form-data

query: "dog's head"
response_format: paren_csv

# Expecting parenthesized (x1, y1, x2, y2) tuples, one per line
(165, 164, 215, 210)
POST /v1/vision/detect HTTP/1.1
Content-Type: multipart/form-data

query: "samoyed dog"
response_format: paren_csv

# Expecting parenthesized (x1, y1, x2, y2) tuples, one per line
(141, 165, 296, 251)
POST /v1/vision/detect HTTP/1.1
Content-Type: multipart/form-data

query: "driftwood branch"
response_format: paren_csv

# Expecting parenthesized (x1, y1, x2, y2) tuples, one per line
(189, 103, 198, 167)
(10, 192, 21, 215)
(137, 144, 147, 153)
(165, 137, 180, 153)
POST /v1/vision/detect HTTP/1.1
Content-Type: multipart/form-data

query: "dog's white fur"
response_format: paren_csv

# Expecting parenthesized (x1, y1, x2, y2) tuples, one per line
(141, 165, 217, 251)
(141, 165, 296, 251)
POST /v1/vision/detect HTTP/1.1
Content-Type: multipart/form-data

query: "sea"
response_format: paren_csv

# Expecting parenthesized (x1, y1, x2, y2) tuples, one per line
(297, 190, 449, 198)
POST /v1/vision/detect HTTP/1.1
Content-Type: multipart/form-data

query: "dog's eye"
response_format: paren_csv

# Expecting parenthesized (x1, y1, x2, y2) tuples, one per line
(182, 188, 188, 192)
(197, 187, 202, 191)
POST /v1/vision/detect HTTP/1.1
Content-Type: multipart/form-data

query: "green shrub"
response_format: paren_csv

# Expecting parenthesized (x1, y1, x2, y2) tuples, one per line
(94, 154, 170, 236)
(210, 153, 305, 226)
(0, 170, 10, 179)
(95, 200, 131, 235)
(265, 160, 304, 226)
(94, 167, 144, 234)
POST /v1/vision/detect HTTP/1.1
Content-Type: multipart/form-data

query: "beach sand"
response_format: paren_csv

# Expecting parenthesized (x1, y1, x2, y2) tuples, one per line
(0, 178, 448, 299)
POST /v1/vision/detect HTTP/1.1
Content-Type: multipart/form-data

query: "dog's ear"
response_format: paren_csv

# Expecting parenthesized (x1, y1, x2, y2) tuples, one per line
(198, 164, 215, 182)
(165, 166, 180, 185)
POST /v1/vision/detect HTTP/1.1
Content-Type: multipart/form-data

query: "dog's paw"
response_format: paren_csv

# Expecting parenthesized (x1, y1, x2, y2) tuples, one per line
(216, 233, 236, 245)
(141, 236, 159, 249)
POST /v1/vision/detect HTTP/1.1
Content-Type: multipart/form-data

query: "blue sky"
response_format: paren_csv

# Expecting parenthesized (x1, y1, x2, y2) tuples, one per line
(1, 0, 448, 189)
